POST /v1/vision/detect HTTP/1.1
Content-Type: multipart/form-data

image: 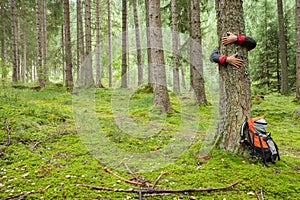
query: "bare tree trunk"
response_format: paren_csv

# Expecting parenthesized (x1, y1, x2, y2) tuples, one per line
(215, 0, 251, 152)
(77, 0, 84, 83)
(36, 0, 45, 87)
(22, 6, 27, 83)
(277, 0, 289, 94)
(63, 0, 73, 92)
(132, 0, 143, 86)
(190, 0, 207, 104)
(62, 24, 66, 83)
(17, 13, 21, 81)
(296, 0, 300, 101)
(11, 0, 18, 83)
(108, 0, 113, 87)
(1, 0, 7, 79)
(171, 0, 180, 94)
(145, 0, 153, 85)
(42, 0, 48, 82)
(95, 0, 103, 88)
(121, 0, 128, 88)
(149, 0, 171, 112)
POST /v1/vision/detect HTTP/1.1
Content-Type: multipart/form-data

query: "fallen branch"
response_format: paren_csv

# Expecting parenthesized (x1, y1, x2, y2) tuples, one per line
(2, 184, 51, 200)
(4, 120, 11, 146)
(123, 162, 138, 179)
(151, 171, 168, 189)
(255, 190, 261, 200)
(103, 167, 154, 187)
(76, 181, 239, 194)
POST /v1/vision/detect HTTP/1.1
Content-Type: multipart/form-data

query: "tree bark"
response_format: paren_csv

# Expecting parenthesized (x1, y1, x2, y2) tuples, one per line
(149, 0, 171, 112)
(296, 0, 300, 101)
(11, 0, 18, 83)
(1, 0, 7, 79)
(77, 0, 84, 83)
(190, 0, 207, 104)
(171, 0, 180, 94)
(108, 0, 113, 87)
(62, 24, 66, 83)
(42, 0, 48, 82)
(145, 0, 153, 85)
(215, 0, 251, 152)
(36, 0, 45, 87)
(95, 0, 103, 88)
(121, 0, 128, 88)
(63, 0, 74, 92)
(22, 5, 27, 83)
(133, 0, 143, 86)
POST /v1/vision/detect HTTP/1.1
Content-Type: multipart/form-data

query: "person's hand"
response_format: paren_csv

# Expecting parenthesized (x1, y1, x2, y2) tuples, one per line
(226, 52, 243, 68)
(222, 32, 238, 45)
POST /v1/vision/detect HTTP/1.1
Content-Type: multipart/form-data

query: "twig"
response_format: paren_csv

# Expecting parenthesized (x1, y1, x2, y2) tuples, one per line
(255, 190, 261, 200)
(76, 181, 239, 194)
(4, 120, 11, 146)
(132, 193, 171, 199)
(123, 162, 138, 179)
(2, 184, 51, 200)
(261, 188, 264, 200)
(151, 171, 168, 189)
(103, 167, 154, 187)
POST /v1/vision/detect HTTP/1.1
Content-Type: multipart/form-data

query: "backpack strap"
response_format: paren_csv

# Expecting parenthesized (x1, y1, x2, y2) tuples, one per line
(258, 136, 268, 167)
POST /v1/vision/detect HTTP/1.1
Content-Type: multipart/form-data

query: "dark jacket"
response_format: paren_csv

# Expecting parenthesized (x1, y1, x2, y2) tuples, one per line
(209, 35, 256, 65)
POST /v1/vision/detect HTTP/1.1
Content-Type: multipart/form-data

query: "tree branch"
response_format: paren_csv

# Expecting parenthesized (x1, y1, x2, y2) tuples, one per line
(151, 171, 168, 189)
(2, 184, 51, 200)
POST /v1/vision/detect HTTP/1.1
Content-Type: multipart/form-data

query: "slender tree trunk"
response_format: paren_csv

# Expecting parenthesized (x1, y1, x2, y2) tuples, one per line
(171, 0, 180, 94)
(63, 0, 73, 92)
(1, 0, 7, 79)
(133, 0, 143, 86)
(42, 0, 48, 82)
(62, 24, 66, 83)
(190, 0, 207, 104)
(121, 0, 128, 88)
(17, 13, 21, 81)
(277, 0, 289, 94)
(22, 7, 27, 83)
(77, 0, 84, 83)
(11, 0, 18, 83)
(145, 0, 153, 85)
(108, 0, 113, 87)
(149, 0, 171, 112)
(36, 0, 44, 87)
(296, 0, 300, 101)
(215, 0, 251, 152)
(95, 0, 103, 88)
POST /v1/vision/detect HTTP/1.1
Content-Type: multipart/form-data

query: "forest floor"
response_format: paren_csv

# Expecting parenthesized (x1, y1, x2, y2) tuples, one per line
(0, 83, 299, 200)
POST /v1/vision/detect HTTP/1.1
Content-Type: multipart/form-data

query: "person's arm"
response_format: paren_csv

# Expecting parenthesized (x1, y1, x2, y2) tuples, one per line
(222, 32, 256, 51)
(210, 48, 243, 68)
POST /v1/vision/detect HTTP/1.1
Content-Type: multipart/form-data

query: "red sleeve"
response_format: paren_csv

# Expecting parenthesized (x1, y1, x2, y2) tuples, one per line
(219, 55, 227, 65)
(237, 35, 246, 45)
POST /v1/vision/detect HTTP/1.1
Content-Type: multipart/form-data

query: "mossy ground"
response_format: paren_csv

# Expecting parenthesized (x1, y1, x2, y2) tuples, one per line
(0, 84, 299, 199)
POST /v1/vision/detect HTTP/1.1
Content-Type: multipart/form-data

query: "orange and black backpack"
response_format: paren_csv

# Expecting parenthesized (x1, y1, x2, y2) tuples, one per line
(240, 117, 280, 166)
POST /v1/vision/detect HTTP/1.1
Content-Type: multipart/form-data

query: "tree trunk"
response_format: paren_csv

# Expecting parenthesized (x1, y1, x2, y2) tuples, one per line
(277, 0, 289, 95)
(145, 0, 153, 85)
(22, 6, 27, 83)
(95, 0, 103, 88)
(1, 0, 7, 79)
(108, 0, 113, 87)
(296, 0, 300, 101)
(121, 0, 128, 88)
(42, 0, 48, 82)
(171, 0, 180, 94)
(190, 0, 207, 104)
(215, 0, 251, 152)
(36, 0, 45, 87)
(149, 0, 171, 112)
(133, 0, 143, 86)
(77, 0, 84, 83)
(63, 0, 73, 92)
(62, 24, 66, 83)
(11, 0, 18, 83)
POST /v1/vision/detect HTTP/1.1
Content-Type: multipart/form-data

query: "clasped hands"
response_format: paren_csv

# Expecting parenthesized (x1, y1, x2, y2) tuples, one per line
(222, 32, 243, 68)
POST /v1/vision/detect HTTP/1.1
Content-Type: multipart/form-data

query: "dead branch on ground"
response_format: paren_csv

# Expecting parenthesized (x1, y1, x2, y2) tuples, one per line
(151, 171, 168, 189)
(2, 184, 51, 200)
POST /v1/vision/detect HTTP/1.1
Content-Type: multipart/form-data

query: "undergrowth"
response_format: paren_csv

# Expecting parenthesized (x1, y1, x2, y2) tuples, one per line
(0, 85, 299, 199)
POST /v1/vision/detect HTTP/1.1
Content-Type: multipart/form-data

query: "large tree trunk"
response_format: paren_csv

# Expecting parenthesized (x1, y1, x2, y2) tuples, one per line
(1, 0, 7, 79)
(171, 0, 180, 94)
(121, 0, 128, 88)
(63, 0, 73, 92)
(95, 0, 103, 88)
(190, 0, 207, 104)
(11, 0, 18, 83)
(133, 0, 143, 86)
(22, 5, 27, 83)
(108, 0, 113, 87)
(36, 0, 45, 87)
(145, 0, 153, 85)
(149, 0, 171, 112)
(77, 0, 84, 83)
(215, 0, 251, 152)
(277, 0, 289, 95)
(296, 0, 300, 101)
(62, 24, 66, 83)
(42, 0, 48, 82)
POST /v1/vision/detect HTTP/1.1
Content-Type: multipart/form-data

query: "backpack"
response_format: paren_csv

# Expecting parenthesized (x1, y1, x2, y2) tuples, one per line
(240, 117, 280, 166)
